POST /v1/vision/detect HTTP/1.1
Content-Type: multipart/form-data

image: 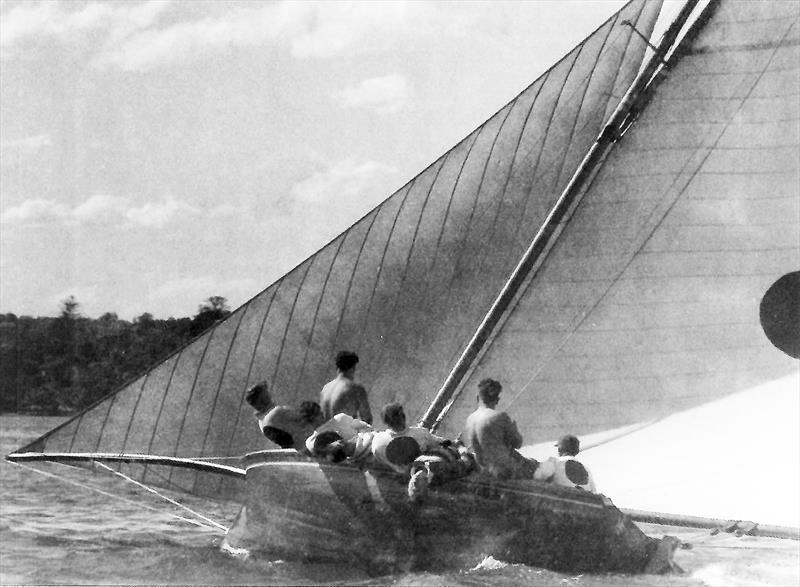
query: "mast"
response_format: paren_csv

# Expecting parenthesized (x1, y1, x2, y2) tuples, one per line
(420, 0, 702, 430)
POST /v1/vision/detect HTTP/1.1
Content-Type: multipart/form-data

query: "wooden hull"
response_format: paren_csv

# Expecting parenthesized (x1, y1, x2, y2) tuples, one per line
(223, 451, 677, 574)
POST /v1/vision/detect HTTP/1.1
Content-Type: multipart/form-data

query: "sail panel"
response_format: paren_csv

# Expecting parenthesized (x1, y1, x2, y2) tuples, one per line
(439, 0, 800, 444)
(191, 294, 276, 495)
(119, 354, 183, 456)
(93, 368, 151, 456)
(68, 393, 113, 453)
(15, 0, 663, 500)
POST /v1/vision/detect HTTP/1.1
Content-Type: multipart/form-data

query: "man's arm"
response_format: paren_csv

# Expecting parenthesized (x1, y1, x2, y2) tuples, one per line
(502, 413, 523, 449)
(533, 457, 556, 482)
(355, 385, 372, 424)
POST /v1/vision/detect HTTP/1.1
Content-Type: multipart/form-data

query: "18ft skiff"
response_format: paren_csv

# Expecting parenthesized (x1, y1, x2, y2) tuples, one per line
(7, 0, 799, 574)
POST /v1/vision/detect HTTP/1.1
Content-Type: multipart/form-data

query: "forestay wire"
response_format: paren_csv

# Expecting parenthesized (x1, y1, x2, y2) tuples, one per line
(12, 461, 227, 534)
(92, 461, 229, 532)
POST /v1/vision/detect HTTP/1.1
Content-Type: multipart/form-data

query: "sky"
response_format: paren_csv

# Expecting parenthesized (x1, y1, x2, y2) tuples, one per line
(0, 0, 681, 320)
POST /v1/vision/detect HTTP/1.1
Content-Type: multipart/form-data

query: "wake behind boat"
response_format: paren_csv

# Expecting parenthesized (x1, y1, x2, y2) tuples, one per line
(6, 0, 799, 577)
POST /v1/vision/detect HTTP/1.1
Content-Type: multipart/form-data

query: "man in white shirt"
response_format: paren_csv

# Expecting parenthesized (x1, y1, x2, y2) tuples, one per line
(305, 412, 375, 459)
(534, 434, 597, 493)
(245, 381, 324, 451)
(371, 402, 447, 474)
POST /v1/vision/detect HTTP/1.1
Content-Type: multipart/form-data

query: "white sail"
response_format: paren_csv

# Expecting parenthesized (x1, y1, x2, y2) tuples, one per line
(10, 1, 664, 502)
(435, 0, 799, 525)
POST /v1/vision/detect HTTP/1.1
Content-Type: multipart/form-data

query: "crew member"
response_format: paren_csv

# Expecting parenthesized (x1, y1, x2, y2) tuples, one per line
(319, 351, 372, 424)
(245, 381, 324, 451)
(534, 434, 597, 492)
(462, 378, 538, 478)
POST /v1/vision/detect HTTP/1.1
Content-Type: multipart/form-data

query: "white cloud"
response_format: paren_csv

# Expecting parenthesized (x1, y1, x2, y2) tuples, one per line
(96, 1, 416, 69)
(0, 134, 52, 152)
(288, 1, 412, 58)
(0, 199, 69, 224)
(0, 1, 172, 53)
(91, 2, 307, 71)
(0, 2, 60, 48)
(334, 74, 412, 113)
(125, 197, 199, 228)
(0, 194, 230, 228)
(0, 0, 510, 70)
(72, 194, 129, 224)
(292, 159, 397, 206)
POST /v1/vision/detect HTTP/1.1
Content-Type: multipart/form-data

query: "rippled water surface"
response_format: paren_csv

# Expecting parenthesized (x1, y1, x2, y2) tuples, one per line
(1, 415, 797, 586)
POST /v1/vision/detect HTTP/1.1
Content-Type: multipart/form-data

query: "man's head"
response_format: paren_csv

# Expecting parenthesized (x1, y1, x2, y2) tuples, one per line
(477, 378, 502, 408)
(312, 431, 354, 463)
(335, 350, 359, 374)
(299, 401, 324, 426)
(556, 434, 580, 457)
(245, 381, 272, 412)
(381, 402, 406, 432)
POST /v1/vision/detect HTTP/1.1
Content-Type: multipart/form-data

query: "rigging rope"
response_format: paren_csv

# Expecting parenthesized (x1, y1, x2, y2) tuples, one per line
(11, 461, 226, 534)
(92, 461, 229, 532)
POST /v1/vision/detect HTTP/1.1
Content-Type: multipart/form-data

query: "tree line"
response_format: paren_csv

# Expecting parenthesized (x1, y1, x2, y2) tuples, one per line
(0, 296, 230, 414)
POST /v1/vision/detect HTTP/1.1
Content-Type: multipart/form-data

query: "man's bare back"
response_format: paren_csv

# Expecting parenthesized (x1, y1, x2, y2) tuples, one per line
(320, 375, 372, 424)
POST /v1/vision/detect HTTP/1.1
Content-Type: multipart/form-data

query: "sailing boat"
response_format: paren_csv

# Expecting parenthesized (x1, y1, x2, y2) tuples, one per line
(7, 0, 799, 574)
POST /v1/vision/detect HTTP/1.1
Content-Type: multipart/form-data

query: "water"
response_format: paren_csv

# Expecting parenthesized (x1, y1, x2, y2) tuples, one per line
(1, 416, 797, 586)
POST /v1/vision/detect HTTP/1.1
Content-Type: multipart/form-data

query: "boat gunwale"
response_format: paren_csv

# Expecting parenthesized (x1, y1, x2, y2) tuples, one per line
(242, 449, 611, 512)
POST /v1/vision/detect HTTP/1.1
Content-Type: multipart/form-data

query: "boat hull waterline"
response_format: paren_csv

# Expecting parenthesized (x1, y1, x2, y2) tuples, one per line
(222, 451, 679, 574)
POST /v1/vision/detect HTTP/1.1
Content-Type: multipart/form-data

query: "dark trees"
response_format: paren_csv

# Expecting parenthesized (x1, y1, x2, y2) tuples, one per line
(0, 296, 222, 414)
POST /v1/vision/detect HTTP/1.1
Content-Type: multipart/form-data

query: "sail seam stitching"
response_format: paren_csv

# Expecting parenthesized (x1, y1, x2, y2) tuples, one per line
(216, 285, 280, 494)
(292, 234, 349, 396)
(166, 329, 215, 486)
(329, 208, 382, 353)
(503, 12, 799, 413)
(194, 309, 248, 492)
(268, 262, 314, 396)
(368, 157, 449, 389)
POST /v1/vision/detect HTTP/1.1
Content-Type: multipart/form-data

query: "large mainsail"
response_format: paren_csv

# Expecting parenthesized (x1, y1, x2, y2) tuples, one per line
(434, 0, 800, 450)
(13, 1, 663, 499)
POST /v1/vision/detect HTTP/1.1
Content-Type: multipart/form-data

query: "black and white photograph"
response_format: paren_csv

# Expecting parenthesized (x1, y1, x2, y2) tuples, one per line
(1, 1, 798, 585)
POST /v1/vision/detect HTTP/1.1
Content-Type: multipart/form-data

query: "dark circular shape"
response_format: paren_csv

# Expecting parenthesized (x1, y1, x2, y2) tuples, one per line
(760, 271, 800, 359)
(385, 436, 421, 466)
(312, 430, 343, 453)
(564, 460, 589, 486)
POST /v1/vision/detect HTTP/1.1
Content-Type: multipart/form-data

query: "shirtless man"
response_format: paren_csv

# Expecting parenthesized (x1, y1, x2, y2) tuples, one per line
(462, 378, 538, 479)
(245, 381, 324, 451)
(319, 351, 372, 424)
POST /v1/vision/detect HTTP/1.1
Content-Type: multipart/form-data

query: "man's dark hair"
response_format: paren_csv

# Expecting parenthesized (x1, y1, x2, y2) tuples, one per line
(326, 441, 348, 463)
(382, 402, 405, 429)
(263, 426, 294, 449)
(312, 431, 343, 454)
(477, 378, 502, 403)
(335, 350, 359, 372)
(557, 434, 580, 456)
(299, 400, 321, 423)
(245, 381, 270, 409)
